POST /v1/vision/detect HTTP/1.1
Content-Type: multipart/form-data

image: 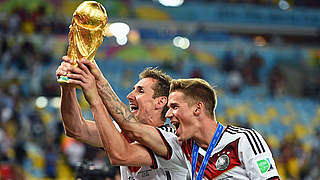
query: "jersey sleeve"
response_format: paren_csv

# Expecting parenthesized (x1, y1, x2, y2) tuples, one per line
(149, 126, 188, 171)
(239, 129, 280, 180)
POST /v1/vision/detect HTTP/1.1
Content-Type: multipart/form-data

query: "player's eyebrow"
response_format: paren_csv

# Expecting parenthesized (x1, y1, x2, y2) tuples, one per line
(168, 102, 178, 108)
(132, 85, 144, 92)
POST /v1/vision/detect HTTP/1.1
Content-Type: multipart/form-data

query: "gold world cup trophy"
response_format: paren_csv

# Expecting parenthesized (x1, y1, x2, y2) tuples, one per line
(57, 1, 108, 85)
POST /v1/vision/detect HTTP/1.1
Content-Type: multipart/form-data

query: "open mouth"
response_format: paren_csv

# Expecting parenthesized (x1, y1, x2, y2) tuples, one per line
(129, 104, 139, 113)
(172, 122, 180, 136)
(171, 121, 180, 130)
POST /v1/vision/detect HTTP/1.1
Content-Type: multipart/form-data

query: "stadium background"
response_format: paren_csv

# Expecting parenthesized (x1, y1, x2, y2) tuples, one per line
(0, 0, 320, 179)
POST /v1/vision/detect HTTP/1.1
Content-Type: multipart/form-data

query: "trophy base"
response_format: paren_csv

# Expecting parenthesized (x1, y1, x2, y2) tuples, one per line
(57, 76, 80, 88)
(57, 76, 70, 84)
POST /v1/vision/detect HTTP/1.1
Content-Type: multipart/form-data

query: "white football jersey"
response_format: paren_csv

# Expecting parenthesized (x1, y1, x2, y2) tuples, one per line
(120, 125, 189, 180)
(181, 125, 280, 180)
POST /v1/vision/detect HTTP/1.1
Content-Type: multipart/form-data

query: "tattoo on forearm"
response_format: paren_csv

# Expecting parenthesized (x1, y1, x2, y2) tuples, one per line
(98, 83, 138, 124)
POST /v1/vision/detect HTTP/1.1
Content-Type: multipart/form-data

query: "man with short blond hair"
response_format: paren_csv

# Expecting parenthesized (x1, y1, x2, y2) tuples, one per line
(165, 78, 280, 179)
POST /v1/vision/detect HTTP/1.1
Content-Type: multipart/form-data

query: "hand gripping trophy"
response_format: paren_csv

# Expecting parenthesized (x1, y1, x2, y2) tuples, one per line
(57, 1, 108, 84)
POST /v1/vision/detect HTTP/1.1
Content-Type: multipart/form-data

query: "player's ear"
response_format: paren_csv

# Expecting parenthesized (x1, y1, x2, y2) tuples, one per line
(193, 101, 203, 116)
(156, 96, 167, 109)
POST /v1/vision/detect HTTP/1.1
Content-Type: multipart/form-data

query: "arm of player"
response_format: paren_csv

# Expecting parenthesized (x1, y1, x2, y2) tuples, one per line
(92, 97, 156, 166)
(239, 128, 280, 179)
(56, 58, 103, 147)
(66, 61, 155, 166)
(76, 59, 170, 158)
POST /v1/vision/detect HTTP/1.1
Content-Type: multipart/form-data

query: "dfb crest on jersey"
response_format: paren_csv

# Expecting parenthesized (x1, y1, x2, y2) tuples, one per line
(215, 154, 230, 171)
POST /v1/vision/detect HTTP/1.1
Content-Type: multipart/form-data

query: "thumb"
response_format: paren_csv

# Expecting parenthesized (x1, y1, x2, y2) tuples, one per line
(62, 56, 74, 64)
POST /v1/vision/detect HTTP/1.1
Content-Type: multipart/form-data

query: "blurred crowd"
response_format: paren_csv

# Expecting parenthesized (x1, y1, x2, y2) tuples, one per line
(197, 0, 320, 8)
(0, 2, 118, 179)
(0, 0, 320, 179)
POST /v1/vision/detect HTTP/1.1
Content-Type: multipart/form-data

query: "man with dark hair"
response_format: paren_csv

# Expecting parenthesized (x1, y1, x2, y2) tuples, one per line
(56, 57, 189, 179)
(138, 68, 172, 119)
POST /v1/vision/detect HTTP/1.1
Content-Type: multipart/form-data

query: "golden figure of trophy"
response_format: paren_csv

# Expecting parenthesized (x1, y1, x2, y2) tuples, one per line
(57, 1, 108, 84)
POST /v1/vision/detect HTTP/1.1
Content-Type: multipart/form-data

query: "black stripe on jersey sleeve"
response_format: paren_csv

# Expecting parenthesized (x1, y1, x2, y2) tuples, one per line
(229, 126, 262, 154)
(155, 128, 173, 160)
(165, 171, 172, 180)
(158, 125, 176, 134)
(251, 129, 266, 153)
(229, 126, 266, 154)
(145, 146, 159, 169)
(226, 128, 258, 155)
(266, 176, 280, 180)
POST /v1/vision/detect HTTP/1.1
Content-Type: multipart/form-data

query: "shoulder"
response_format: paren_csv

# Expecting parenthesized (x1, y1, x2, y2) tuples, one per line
(157, 124, 176, 133)
(224, 125, 268, 156)
(156, 124, 176, 134)
(155, 125, 178, 145)
(223, 126, 279, 178)
(224, 125, 263, 140)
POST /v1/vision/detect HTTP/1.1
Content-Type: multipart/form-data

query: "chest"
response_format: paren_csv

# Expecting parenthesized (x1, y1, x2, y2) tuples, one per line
(182, 138, 244, 179)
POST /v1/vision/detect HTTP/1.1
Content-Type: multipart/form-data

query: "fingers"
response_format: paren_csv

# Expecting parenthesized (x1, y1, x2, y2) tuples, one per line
(56, 67, 64, 77)
(63, 62, 85, 76)
(57, 59, 90, 79)
(57, 57, 98, 86)
(77, 60, 91, 75)
(56, 64, 69, 77)
(66, 63, 96, 88)
(57, 57, 74, 77)
(66, 71, 89, 88)
(67, 73, 85, 81)
(80, 59, 103, 80)
(80, 59, 99, 75)
(66, 78, 84, 88)
(62, 56, 74, 64)
(81, 58, 95, 69)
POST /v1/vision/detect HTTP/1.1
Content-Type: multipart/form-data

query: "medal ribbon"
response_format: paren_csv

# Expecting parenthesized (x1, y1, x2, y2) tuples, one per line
(191, 122, 224, 180)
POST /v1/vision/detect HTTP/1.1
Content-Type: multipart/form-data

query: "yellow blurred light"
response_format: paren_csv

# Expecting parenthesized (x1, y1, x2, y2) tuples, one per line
(104, 24, 113, 37)
(254, 36, 267, 47)
(173, 36, 190, 49)
(128, 29, 140, 44)
(180, 38, 190, 49)
(173, 36, 183, 47)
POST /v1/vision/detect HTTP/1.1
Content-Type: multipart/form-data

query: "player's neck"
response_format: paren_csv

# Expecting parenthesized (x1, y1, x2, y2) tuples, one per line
(193, 119, 219, 149)
(146, 115, 165, 127)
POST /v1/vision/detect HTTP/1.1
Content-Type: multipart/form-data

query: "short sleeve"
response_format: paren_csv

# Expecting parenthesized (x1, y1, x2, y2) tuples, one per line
(151, 127, 188, 171)
(239, 129, 280, 180)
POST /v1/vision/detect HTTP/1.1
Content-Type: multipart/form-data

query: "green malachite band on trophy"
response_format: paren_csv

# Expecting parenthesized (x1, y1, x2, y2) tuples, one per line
(57, 76, 70, 83)
(60, 76, 69, 81)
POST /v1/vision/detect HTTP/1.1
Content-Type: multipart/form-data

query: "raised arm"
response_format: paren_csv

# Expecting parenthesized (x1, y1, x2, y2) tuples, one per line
(56, 58, 102, 147)
(65, 60, 155, 166)
(63, 58, 170, 158)
(91, 96, 155, 166)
